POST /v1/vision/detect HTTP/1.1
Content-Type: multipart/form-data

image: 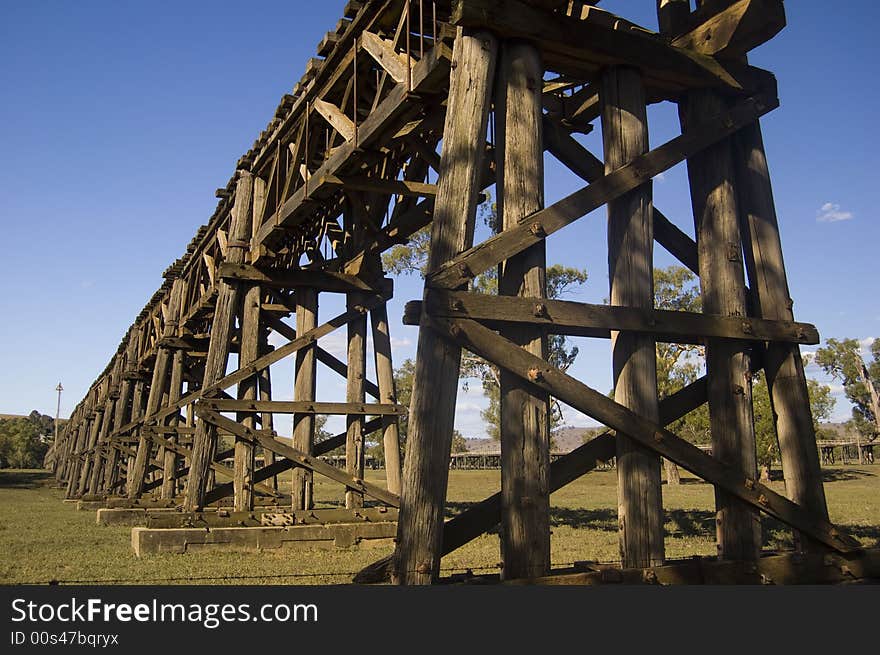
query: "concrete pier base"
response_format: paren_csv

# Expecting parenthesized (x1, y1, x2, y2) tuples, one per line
(131, 521, 397, 556)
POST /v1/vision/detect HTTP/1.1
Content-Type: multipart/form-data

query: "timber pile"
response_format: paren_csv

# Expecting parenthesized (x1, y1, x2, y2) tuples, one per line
(49, 0, 880, 582)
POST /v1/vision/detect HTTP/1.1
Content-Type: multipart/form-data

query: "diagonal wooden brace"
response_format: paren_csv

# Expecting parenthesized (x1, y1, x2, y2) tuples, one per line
(196, 408, 400, 508)
(428, 93, 777, 290)
(354, 378, 709, 583)
(427, 316, 860, 554)
(201, 418, 384, 505)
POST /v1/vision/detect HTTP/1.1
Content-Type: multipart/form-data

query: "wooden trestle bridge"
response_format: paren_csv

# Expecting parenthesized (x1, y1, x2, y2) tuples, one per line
(45, 0, 880, 584)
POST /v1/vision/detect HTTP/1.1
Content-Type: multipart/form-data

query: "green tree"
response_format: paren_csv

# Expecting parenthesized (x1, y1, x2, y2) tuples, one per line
(652, 266, 707, 484)
(752, 371, 834, 480)
(451, 429, 468, 453)
(367, 358, 414, 465)
(0, 417, 49, 469)
(383, 195, 588, 445)
(815, 338, 880, 445)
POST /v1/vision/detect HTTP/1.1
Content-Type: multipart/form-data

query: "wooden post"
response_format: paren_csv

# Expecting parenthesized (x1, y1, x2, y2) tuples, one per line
(733, 119, 830, 537)
(495, 39, 551, 579)
(393, 28, 498, 585)
(87, 393, 115, 496)
(370, 302, 402, 495)
(662, 0, 760, 564)
(161, 349, 185, 498)
(104, 378, 131, 493)
(657, 0, 690, 34)
(680, 90, 761, 561)
(601, 66, 665, 568)
(69, 410, 92, 497)
(183, 170, 254, 511)
(125, 378, 146, 496)
(292, 288, 318, 510)
(346, 292, 367, 509)
(77, 402, 104, 496)
(105, 333, 138, 493)
(130, 355, 171, 497)
(234, 282, 261, 511)
(258, 337, 277, 492)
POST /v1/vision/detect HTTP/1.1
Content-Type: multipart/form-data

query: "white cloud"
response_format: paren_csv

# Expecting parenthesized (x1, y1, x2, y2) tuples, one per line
(816, 202, 853, 223)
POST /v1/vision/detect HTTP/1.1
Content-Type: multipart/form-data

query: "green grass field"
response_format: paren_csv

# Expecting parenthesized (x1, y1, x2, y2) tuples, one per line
(1, 466, 878, 585)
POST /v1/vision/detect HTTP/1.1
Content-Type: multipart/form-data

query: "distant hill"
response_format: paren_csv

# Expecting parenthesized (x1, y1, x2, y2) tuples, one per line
(461, 425, 606, 455)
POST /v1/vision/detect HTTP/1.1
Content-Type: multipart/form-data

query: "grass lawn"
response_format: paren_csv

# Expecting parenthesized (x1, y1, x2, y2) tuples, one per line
(1, 465, 878, 585)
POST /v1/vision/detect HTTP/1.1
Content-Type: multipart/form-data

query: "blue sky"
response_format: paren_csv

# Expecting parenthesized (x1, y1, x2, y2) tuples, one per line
(1, 1, 877, 437)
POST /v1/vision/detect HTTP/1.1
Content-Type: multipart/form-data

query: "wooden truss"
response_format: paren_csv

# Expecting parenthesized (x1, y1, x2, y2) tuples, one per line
(47, 0, 879, 584)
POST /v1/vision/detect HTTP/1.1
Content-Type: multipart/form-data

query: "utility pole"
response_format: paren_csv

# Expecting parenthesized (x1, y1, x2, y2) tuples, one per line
(54, 382, 63, 443)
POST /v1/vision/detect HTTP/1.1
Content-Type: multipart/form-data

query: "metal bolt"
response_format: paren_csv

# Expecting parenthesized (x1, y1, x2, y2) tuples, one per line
(653, 432, 664, 443)
(727, 243, 740, 262)
(757, 494, 769, 507)
(527, 368, 543, 383)
(744, 478, 756, 490)
(529, 222, 546, 238)
(451, 299, 464, 311)
(458, 263, 473, 280)
(533, 303, 547, 317)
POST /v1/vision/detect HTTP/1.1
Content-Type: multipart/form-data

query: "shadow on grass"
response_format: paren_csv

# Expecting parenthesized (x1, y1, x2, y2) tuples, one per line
(821, 468, 877, 482)
(0, 469, 53, 489)
(445, 502, 719, 539)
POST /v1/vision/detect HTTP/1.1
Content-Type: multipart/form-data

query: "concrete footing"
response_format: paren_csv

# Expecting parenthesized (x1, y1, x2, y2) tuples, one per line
(131, 521, 397, 556)
(76, 500, 107, 511)
(95, 504, 320, 527)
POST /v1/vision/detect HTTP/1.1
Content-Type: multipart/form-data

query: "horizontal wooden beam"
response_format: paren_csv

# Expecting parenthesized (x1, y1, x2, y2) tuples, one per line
(197, 408, 399, 507)
(413, 290, 818, 345)
(327, 176, 438, 198)
(452, 0, 775, 93)
(429, 93, 776, 290)
(219, 262, 390, 294)
(200, 399, 405, 415)
(503, 548, 880, 585)
(427, 315, 860, 554)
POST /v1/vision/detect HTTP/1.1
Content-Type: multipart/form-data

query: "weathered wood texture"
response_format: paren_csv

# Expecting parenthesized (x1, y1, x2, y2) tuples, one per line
(495, 40, 551, 580)
(681, 91, 760, 561)
(425, 315, 858, 554)
(370, 303, 402, 495)
(184, 171, 254, 512)
(234, 278, 261, 511)
(393, 29, 498, 586)
(733, 118, 829, 544)
(601, 66, 664, 568)
(292, 287, 318, 510)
